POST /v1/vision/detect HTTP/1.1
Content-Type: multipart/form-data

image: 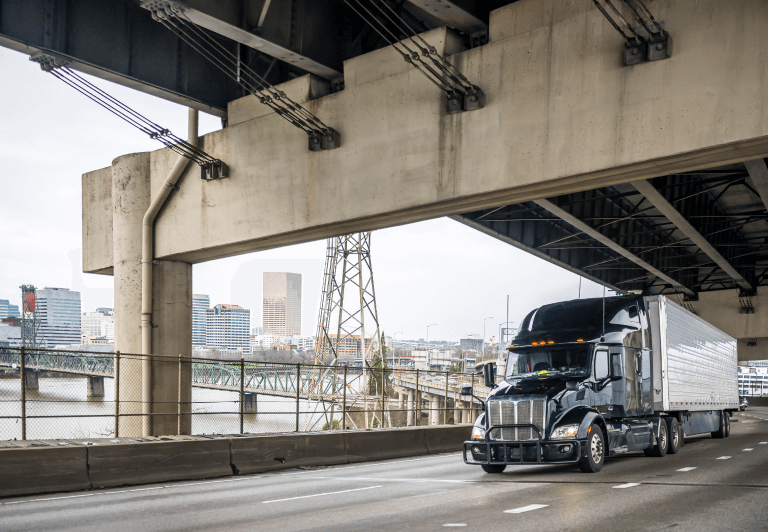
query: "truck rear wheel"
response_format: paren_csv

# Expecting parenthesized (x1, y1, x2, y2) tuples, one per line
(578, 424, 605, 473)
(644, 421, 668, 457)
(711, 411, 727, 439)
(481, 464, 507, 474)
(666, 418, 681, 454)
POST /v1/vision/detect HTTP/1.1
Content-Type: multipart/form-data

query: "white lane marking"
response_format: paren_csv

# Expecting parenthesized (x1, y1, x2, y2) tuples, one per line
(743, 448, 754, 452)
(262, 485, 381, 504)
(2, 493, 102, 505)
(443, 525, 467, 528)
(759, 442, 767, 445)
(716, 456, 731, 460)
(284, 475, 478, 485)
(677, 467, 697, 472)
(613, 483, 641, 489)
(504, 504, 548, 514)
(0, 476, 265, 507)
(278, 454, 459, 476)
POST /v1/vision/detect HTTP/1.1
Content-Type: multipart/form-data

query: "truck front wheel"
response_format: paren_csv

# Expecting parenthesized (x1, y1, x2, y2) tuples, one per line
(481, 464, 507, 474)
(578, 424, 605, 473)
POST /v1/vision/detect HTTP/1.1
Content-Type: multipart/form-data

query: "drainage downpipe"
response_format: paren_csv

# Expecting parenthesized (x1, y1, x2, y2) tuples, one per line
(141, 108, 198, 436)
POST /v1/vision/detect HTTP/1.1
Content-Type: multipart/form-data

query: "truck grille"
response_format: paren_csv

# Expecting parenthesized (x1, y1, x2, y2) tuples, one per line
(488, 397, 546, 441)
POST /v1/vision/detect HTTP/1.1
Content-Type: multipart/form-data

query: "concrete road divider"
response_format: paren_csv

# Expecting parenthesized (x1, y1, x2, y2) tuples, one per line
(88, 438, 233, 489)
(231, 432, 347, 475)
(424, 424, 473, 454)
(0, 446, 90, 497)
(345, 426, 429, 462)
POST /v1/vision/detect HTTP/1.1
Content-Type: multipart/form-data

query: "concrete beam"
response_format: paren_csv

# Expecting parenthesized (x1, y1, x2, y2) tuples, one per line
(534, 199, 696, 297)
(167, 1, 342, 80)
(744, 158, 768, 213)
(407, 1, 488, 34)
(631, 179, 753, 292)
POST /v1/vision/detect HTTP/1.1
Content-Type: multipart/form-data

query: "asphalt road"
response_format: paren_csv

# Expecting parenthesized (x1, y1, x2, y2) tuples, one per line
(2, 408, 767, 532)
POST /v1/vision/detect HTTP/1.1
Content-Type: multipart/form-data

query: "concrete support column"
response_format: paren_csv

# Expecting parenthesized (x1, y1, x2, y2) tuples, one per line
(24, 371, 39, 391)
(87, 376, 105, 398)
(112, 153, 192, 437)
(429, 394, 440, 426)
(406, 391, 414, 426)
(453, 402, 462, 425)
(397, 389, 405, 409)
(243, 392, 258, 414)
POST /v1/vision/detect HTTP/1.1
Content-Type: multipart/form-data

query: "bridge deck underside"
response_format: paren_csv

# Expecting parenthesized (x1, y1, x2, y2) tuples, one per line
(458, 161, 768, 297)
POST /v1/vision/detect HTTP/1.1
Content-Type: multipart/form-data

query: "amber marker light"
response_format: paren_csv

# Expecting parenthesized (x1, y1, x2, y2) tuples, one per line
(547, 340, 555, 344)
(577, 339, 584, 342)
(532, 342, 538, 345)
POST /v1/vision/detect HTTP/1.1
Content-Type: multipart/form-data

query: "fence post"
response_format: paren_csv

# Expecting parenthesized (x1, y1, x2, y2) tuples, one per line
(295, 363, 300, 432)
(20, 346, 26, 441)
(444, 370, 449, 425)
(239, 358, 245, 435)
(381, 365, 385, 428)
(342, 365, 347, 431)
(177, 354, 183, 435)
(415, 368, 420, 427)
(114, 350, 121, 438)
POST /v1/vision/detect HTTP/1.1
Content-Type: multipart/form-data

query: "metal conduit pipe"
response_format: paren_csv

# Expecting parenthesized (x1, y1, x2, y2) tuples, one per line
(141, 107, 198, 436)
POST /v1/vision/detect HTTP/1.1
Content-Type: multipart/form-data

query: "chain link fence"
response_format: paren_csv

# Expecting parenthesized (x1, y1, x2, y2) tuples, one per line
(0, 346, 492, 441)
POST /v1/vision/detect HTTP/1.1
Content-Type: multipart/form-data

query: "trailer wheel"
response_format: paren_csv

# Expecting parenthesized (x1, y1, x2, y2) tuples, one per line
(644, 421, 668, 457)
(578, 424, 605, 473)
(711, 411, 727, 439)
(481, 464, 507, 474)
(666, 418, 681, 454)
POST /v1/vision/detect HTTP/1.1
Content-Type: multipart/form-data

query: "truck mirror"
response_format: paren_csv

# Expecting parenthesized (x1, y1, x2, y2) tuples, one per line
(594, 350, 609, 380)
(460, 384, 472, 396)
(483, 363, 497, 388)
(565, 381, 579, 391)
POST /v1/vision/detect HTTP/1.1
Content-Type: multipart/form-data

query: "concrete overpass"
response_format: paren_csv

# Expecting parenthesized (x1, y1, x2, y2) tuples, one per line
(4, 0, 767, 436)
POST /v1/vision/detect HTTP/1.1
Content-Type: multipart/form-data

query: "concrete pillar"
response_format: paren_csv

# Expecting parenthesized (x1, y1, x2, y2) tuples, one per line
(397, 389, 405, 409)
(112, 153, 192, 437)
(406, 390, 414, 426)
(24, 371, 39, 391)
(429, 394, 440, 426)
(87, 376, 105, 398)
(453, 401, 462, 425)
(243, 392, 258, 414)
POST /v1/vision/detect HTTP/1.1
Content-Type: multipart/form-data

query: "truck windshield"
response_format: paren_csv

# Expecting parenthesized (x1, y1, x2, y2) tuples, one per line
(506, 345, 591, 378)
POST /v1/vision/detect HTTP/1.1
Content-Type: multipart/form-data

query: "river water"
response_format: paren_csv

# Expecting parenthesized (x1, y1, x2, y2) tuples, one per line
(0, 375, 342, 441)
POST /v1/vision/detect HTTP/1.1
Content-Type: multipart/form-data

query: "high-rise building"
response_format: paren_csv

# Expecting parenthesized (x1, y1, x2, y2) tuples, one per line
(192, 294, 210, 347)
(206, 304, 250, 351)
(81, 309, 114, 342)
(263, 272, 301, 336)
(251, 327, 263, 335)
(36, 288, 81, 348)
(0, 299, 20, 319)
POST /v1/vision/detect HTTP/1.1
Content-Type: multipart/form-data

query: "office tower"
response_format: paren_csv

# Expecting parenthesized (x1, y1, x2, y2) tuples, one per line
(81, 309, 115, 341)
(206, 304, 250, 350)
(36, 287, 81, 348)
(263, 272, 301, 336)
(0, 299, 20, 319)
(192, 294, 210, 347)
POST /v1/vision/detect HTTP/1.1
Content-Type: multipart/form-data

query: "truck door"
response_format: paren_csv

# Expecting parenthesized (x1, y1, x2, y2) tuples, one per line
(591, 348, 614, 416)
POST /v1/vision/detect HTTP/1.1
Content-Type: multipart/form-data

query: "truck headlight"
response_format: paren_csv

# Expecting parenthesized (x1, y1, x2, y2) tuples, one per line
(471, 426, 486, 440)
(551, 424, 579, 439)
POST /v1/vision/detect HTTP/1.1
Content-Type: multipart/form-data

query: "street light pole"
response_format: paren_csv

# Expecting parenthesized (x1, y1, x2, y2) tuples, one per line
(426, 324, 437, 344)
(394, 332, 403, 366)
(483, 316, 493, 345)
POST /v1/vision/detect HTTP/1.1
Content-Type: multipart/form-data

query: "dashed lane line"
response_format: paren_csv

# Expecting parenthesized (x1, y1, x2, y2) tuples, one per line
(677, 467, 697, 472)
(443, 524, 467, 527)
(613, 483, 641, 489)
(743, 449, 754, 452)
(261, 485, 381, 504)
(504, 504, 549, 514)
(716, 456, 732, 460)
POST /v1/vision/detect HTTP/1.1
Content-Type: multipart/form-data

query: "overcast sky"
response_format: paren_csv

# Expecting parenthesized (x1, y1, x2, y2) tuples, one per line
(0, 46, 610, 342)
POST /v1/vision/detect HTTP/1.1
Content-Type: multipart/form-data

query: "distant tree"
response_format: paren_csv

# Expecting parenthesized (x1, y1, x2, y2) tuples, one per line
(322, 419, 341, 430)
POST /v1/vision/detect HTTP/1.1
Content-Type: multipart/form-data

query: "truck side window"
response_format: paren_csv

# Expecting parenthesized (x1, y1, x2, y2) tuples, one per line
(610, 353, 622, 378)
(594, 350, 609, 380)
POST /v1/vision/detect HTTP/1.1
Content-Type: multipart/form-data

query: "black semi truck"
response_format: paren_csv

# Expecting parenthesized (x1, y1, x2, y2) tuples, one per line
(462, 295, 739, 473)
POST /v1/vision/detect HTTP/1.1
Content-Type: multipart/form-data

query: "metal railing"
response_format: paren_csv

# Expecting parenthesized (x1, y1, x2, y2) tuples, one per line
(0, 346, 485, 441)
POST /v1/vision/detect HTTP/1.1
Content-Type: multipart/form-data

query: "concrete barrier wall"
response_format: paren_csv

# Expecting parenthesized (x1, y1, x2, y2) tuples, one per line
(0, 425, 473, 499)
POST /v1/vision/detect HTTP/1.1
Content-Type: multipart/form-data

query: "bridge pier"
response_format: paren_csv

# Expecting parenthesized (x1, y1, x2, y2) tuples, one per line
(87, 376, 105, 398)
(112, 153, 192, 437)
(243, 392, 257, 414)
(24, 371, 39, 391)
(406, 391, 414, 426)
